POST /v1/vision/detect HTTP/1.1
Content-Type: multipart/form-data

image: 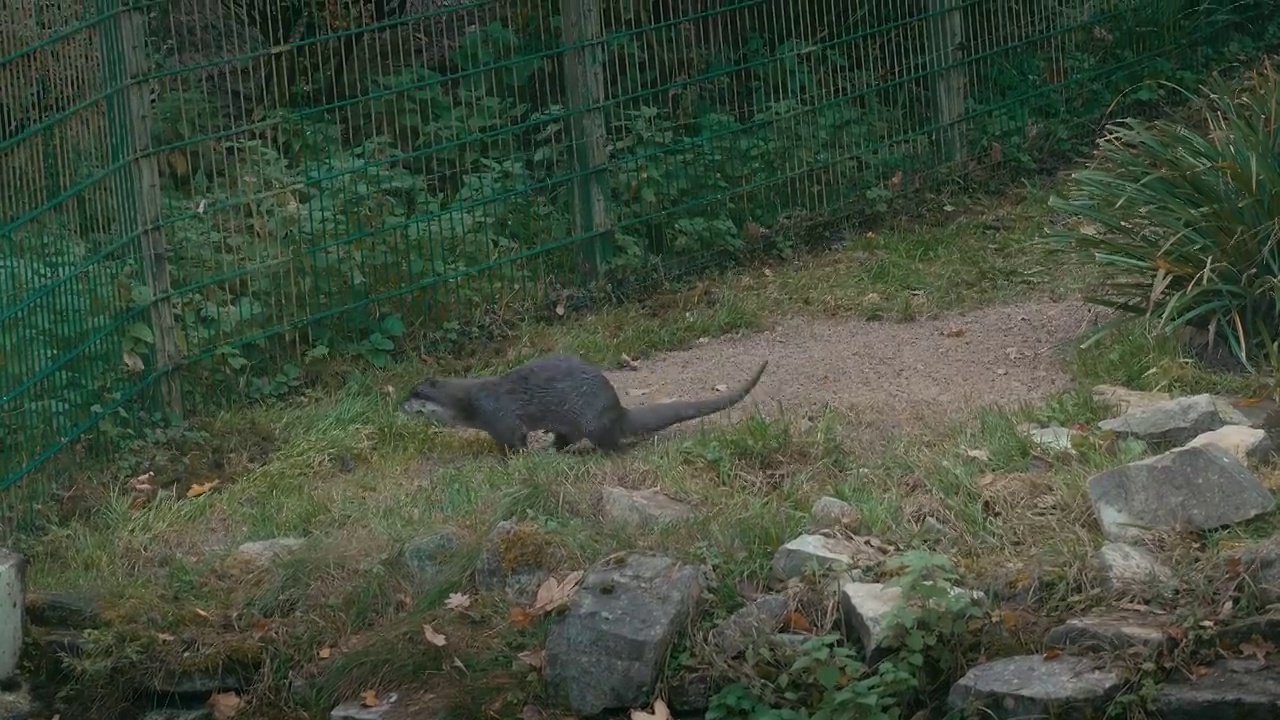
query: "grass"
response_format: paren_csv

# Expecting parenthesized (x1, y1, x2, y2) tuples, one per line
(11, 180, 1280, 719)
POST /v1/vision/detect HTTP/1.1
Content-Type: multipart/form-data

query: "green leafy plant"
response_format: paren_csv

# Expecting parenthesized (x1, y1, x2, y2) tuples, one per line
(1044, 62, 1280, 371)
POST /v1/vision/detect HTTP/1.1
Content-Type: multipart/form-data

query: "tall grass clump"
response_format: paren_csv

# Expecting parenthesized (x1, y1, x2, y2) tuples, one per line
(1045, 62, 1280, 372)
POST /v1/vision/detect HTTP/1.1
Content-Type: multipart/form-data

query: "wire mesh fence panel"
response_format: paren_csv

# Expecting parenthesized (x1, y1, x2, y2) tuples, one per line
(1, 0, 1275, 494)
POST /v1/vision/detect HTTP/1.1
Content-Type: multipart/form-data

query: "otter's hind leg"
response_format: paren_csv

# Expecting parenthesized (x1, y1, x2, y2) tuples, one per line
(587, 428, 625, 454)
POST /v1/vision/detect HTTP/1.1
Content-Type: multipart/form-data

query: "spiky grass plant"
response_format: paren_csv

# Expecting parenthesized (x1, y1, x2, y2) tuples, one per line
(1046, 62, 1280, 372)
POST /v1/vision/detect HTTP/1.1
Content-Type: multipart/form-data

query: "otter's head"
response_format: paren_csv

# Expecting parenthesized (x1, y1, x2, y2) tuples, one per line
(401, 378, 468, 426)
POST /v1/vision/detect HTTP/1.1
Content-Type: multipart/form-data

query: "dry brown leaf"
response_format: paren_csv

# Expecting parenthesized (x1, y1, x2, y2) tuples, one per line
(155, 632, 176, 642)
(509, 606, 536, 628)
(1167, 626, 1187, 642)
(129, 472, 156, 492)
(630, 699, 673, 720)
(621, 354, 640, 370)
(318, 646, 332, 659)
(1239, 397, 1265, 407)
(1043, 648, 1062, 661)
(713, 384, 729, 392)
(360, 689, 381, 707)
(1240, 639, 1275, 660)
(555, 300, 566, 317)
(422, 623, 448, 647)
(965, 449, 991, 462)
(784, 612, 813, 633)
(123, 351, 145, 373)
(186, 481, 220, 498)
(396, 593, 413, 611)
(1227, 556, 1243, 575)
(517, 649, 546, 670)
(193, 608, 212, 620)
(942, 326, 967, 338)
(444, 592, 472, 611)
(530, 571, 585, 615)
(207, 691, 243, 720)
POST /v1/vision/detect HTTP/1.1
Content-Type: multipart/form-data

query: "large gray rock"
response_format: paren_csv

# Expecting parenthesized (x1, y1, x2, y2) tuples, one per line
(707, 593, 791, 657)
(947, 654, 1122, 719)
(1044, 610, 1173, 654)
(810, 496, 860, 530)
(402, 529, 463, 589)
(598, 487, 694, 528)
(840, 581, 984, 662)
(1187, 425, 1275, 464)
(544, 553, 703, 716)
(1092, 385, 1172, 414)
(1087, 445, 1275, 542)
(475, 521, 558, 605)
(770, 534, 891, 582)
(1097, 394, 1232, 446)
(1094, 542, 1173, 596)
(1152, 661, 1280, 720)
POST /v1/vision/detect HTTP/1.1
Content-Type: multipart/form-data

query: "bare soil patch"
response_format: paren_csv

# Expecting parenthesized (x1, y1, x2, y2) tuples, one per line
(608, 300, 1103, 439)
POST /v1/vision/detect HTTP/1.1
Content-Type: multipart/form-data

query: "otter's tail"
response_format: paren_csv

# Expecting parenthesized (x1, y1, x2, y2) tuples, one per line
(622, 360, 768, 437)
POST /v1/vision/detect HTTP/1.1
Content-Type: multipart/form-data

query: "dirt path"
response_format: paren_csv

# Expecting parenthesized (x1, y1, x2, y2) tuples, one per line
(606, 300, 1104, 440)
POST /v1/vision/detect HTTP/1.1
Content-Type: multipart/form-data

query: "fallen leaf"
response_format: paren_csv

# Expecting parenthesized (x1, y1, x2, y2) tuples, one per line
(965, 449, 991, 462)
(1192, 665, 1212, 679)
(942, 326, 967, 338)
(123, 351, 145, 373)
(452, 656, 467, 671)
(1239, 397, 1265, 407)
(630, 699, 673, 720)
(784, 612, 813, 633)
(1000, 610, 1023, 630)
(1227, 556, 1243, 575)
(621, 354, 639, 370)
(155, 632, 176, 642)
(360, 689, 380, 707)
(422, 623, 448, 647)
(186, 481, 220, 498)
(714, 384, 728, 392)
(555, 300, 565, 317)
(509, 606, 535, 628)
(252, 618, 271, 639)
(396, 593, 413, 611)
(129, 495, 151, 511)
(1240, 639, 1275, 660)
(318, 646, 332, 659)
(129, 472, 156, 492)
(1166, 626, 1187, 642)
(530, 571, 585, 615)
(444, 592, 472, 611)
(517, 649, 545, 670)
(1043, 648, 1062, 661)
(193, 608, 212, 620)
(207, 691, 243, 720)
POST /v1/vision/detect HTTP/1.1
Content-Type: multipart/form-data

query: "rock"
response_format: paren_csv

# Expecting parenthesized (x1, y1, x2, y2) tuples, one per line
(667, 671, 714, 715)
(1187, 425, 1275, 463)
(1092, 385, 1172, 414)
(1097, 394, 1232, 446)
(544, 552, 702, 716)
(1219, 397, 1277, 429)
(707, 594, 791, 657)
(839, 581, 984, 662)
(231, 538, 305, 565)
(151, 668, 254, 697)
(402, 530, 463, 589)
(1217, 613, 1280, 649)
(1151, 661, 1280, 719)
(770, 534, 892, 582)
(0, 683, 38, 720)
(1086, 444, 1274, 542)
(140, 711, 213, 720)
(947, 654, 1123, 719)
(24, 592, 100, 629)
(1235, 538, 1280, 606)
(1044, 610, 1173, 653)
(331, 692, 400, 720)
(1026, 425, 1076, 453)
(810, 496, 860, 530)
(0, 551, 23, 682)
(598, 487, 694, 527)
(475, 521, 558, 605)
(1094, 542, 1173, 595)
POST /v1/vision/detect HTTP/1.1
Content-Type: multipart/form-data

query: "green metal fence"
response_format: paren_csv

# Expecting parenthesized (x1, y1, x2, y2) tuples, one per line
(1, 0, 1274, 489)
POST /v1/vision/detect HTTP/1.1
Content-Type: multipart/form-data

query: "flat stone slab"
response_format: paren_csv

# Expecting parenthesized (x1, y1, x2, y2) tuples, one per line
(1152, 662, 1280, 720)
(1097, 394, 1230, 446)
(1087, 444, 1274, 542)
(947, 654, 1122, 719)
(1044, 610, 1172, 653)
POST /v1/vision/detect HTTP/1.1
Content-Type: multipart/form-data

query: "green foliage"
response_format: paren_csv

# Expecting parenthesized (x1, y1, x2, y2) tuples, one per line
(705, 552, 982, 720)
(1045, 63, 1280, 372)
(4, 0, 1280, 485)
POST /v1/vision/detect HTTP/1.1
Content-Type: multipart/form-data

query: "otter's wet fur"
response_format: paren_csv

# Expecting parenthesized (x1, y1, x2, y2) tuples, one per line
(401, 354, 768, 453)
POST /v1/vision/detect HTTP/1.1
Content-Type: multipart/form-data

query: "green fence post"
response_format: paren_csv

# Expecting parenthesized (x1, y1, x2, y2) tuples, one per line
(119, 8, 184, 419)
(560, 0, 613, 282)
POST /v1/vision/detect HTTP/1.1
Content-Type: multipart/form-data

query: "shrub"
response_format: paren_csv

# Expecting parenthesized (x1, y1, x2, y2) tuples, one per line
(1045, 62, 1280, 371)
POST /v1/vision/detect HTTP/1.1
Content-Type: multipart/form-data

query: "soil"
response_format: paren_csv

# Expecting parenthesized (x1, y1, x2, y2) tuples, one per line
(605, 300, 1106, 441)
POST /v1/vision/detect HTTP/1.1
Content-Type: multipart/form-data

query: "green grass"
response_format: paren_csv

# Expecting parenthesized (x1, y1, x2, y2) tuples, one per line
(10, 182, 1278, 719)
